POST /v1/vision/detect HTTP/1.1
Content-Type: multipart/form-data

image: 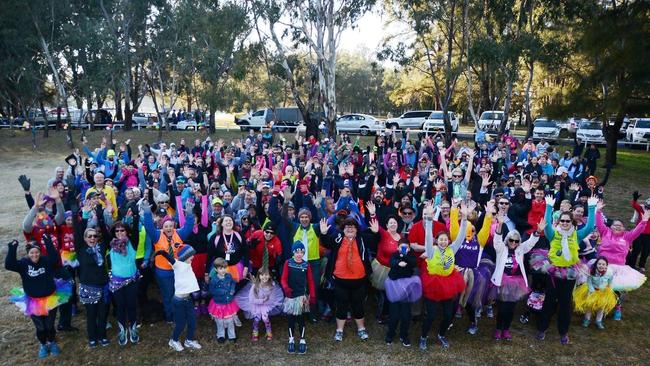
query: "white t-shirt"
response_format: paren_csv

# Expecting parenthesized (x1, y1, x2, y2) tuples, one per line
(172, 261, 200, 297)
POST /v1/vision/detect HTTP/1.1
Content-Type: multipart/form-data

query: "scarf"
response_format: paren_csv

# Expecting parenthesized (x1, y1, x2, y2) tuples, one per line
(87, 245, 104, 266)
(555, 226, 575, 262)
(110, 237, 128, 256)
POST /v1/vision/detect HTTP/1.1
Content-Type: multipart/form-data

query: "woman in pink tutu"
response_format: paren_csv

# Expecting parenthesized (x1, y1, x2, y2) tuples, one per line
(235, 266, 284, 341)
(595, 200, 649, 320)
(491, 215, 543, 341)
(207, 258, 239, 343)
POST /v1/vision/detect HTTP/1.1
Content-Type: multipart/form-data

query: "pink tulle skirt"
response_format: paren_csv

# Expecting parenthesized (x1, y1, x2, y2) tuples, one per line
(208, 299, 239, 319)
(234, 282, 284, 319)
(491, 274, 530, 302)
(608, 264, 646, 292)
(384, 276, 422, 303)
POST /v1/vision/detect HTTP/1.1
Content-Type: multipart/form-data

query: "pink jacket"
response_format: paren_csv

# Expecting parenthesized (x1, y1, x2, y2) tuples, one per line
(596, 211, 647, 265)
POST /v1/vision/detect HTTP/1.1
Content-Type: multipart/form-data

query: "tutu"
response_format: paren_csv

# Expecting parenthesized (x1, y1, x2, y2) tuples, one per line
(421, 270, 466, 301)
(283, 295, 310, 315)
(208, 299, 239, 319)
(384, 276, 422, 303)
(526, 291, 545, 311)
(609, 264, 646, 292)
(227, 262, 245, 283)
(234, 282, 284, 319)
(79, 283, 109, 305)
(457, 258, 494, 308)
(60, 250, 79, 268)
(529, 249, 588, 283)
(9, 278, 72, 316)
(493, 274, 530, 302)
(370, 259, 391, 290)
(573, 283, 618, 314)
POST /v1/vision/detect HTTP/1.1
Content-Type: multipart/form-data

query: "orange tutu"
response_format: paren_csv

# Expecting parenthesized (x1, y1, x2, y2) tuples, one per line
(421, 270, 466, 301)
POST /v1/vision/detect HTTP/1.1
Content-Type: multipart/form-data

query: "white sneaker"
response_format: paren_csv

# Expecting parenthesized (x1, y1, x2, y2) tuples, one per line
(184, 340, 202, 350)
(168, 339, 184, 352)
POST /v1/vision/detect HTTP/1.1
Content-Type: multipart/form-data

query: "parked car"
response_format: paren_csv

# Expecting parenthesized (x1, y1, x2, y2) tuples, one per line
(422, 111, 459, 133)
(477, 110, 510, 132)
(607, 116, 630, 139)
(176, 119, 198, 130)
(532, 118, 562, 142)
(13, 109, 49, 128)
(385, 110, 433, 130)
(236, 107, 309, 132)
(336, 114, 384, 135)
(576, 120, 606, 144)
(626, 118, 650, 145)
(132, 112, 158, 128)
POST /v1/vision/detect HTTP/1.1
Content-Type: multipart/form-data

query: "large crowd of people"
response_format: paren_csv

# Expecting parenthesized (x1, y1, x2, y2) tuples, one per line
(5, 128, 649, 359)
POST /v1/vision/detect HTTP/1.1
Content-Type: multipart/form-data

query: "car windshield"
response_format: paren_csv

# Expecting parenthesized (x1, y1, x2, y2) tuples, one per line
(429, 112, 445, 119)
(480, 112, 503, 120)
(535, 120, 556, 128)
(636, 120, 650, 128)
(580, 121, 601, 130)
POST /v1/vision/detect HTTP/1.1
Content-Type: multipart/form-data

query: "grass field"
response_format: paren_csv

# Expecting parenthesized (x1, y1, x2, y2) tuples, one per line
(0, 129, 649, 365)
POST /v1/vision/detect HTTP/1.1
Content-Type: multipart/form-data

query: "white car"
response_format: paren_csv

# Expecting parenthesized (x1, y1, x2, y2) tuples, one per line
(576, 120, 605, 144)
(176, 119, 198, 130)
(132, 112, 157, 128)
(422, 111, 459, 133)
(532, 118, 561, 142)
(477, 110, 510, 132)
(385, 110, 433, 130)
(336, 114, 385, 135)
(626, 118, 650, 144)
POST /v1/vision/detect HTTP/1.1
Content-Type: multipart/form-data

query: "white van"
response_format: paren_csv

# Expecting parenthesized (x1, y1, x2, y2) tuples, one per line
(477, 111, 510, 132)
(532, 118, 561, 142)
(385, 110, 433, 130)
(626, 118, 650, 144)
(576, 120, 605, 144)
(422, 111, 459, 133)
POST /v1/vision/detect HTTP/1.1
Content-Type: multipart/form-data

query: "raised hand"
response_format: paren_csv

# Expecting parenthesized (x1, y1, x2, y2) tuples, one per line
(544, 195, 556, 206)
(587, 195, 599, 207)
(412, 175, 421, 188)
(485, 200, 495, 215)
(596, 199, 605, 212)
(369, 218, 379, 233)
(537, 218, 547, 233)
(18, 175, 31, 192)
(633, 191, 641, 201)
(366, 201, 376, 216)
(522, 179, 532, 193)
(319, 218, 331, 235)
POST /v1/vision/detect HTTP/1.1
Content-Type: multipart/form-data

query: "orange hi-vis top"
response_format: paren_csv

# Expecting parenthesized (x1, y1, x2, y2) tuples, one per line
(154, 230, 184, 271)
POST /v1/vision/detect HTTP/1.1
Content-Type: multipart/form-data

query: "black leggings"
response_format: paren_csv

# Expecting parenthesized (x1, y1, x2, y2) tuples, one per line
(627, 234, 650, 269)
(113, 281, 138, 327)
(84, 300, 108, 342)
(333, 278, 367, 320)
(31, 309, 57, 344)
(287, 314, 306, 339)
(387, 301, 411, 339)
(421, 298, 454, 338)
(496, 301, 517, 330)
(537, 276, 575, 335)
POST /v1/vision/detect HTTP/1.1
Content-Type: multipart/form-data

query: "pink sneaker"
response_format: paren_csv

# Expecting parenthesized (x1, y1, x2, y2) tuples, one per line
(493, 329, 502, 340)
(502, 329, 512, 341)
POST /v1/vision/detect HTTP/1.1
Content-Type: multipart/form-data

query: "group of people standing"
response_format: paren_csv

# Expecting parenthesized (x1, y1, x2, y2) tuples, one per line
(5, 128, 648, 359)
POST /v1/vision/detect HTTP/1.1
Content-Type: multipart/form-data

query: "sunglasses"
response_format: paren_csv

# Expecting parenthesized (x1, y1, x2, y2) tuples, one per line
(159, 201, 169, 204)
(242, 217, 249, 221)
(559, 219, 572, 223)
(86, 234, 98, 238)
(508, 239, 520, 243)
(453, 175, 462, 178)
(498, 202, 510, 206)
(264, 230, 274, 235)
(211, 187, 218, 191)
(114, 229, 126, 233)
(402, 211, 415, 215)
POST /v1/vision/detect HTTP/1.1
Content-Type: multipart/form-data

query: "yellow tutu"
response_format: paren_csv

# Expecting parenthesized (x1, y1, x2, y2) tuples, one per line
(573, 284, 618, 315)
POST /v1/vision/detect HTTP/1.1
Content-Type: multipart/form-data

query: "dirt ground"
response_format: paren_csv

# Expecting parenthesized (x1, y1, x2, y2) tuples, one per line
(0, 130, 650, 365)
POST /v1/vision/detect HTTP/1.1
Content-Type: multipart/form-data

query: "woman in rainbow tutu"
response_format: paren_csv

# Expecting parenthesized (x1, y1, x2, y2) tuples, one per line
(6, 235, 71, 359)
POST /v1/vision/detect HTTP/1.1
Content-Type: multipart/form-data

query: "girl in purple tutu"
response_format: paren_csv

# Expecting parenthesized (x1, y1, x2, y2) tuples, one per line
(384, 239, 421, 347)
(207, 258, 239, 343)
(491, 215, 543, 341)
(235, 266, 284, 341)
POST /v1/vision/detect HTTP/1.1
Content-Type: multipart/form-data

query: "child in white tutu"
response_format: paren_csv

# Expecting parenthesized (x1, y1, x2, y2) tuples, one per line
(574, 256, 616, 329)
(235, 266, 284, 341)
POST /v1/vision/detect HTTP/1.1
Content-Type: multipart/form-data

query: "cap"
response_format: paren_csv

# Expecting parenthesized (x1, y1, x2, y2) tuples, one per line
(292, 241, 305, 253)
(176, 176, 187, 184)
(556, 167, 568, 176)
(176, 245, 196, 262)
(211, 197, 223, 206)
(107, 149, 116, 157)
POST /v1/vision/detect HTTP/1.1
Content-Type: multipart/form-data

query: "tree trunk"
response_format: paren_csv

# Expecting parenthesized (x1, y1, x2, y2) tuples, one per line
(87, 98, 94, 130)
(524, 62, 534, 139)
(40, 100, 49, 138)
(115, 89, 123, 121)
(604, 127, 618, 167)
